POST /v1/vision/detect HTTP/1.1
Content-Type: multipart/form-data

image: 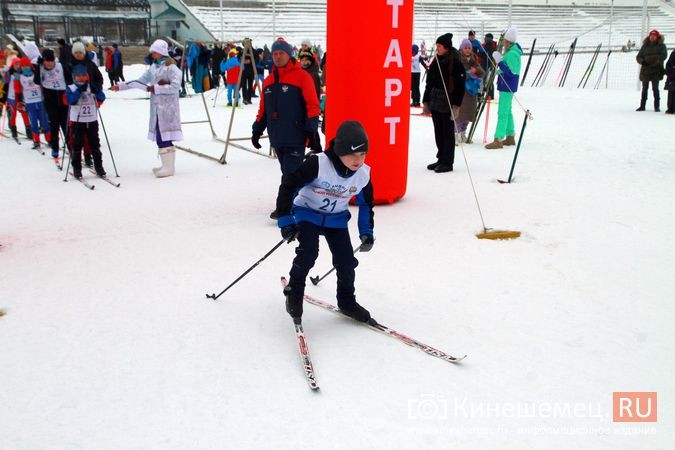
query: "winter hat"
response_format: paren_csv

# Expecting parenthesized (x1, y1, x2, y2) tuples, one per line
(412, 44, 419, 55)
(20, 57, 31, 67)
(42, 48, 55, 62)
(649, 29, 660, 38)
(301, 39, 312, 47)
(485, 33, 494, 41)
(271, 38, 293, 56)
(72, 41, 86, 55)
(468, 30, 476, 37)
(9, 56, 21, 67)
(504, 27, 518, 43)
(149, 39, 169, 57)
(436, 33, 453, 49)
(112, 43, 118, 48)
(333, 121, 369, 156)
(297, 48, 313, 60)
(459, 39, 472, 50)
(57, 39, 66, 46)
(71, 63, 88, 77)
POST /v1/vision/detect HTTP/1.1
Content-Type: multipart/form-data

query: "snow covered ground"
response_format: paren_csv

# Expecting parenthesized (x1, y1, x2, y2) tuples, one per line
(1, 61, 674, 449)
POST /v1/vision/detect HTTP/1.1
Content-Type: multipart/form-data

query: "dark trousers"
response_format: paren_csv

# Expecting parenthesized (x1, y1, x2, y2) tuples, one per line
(241, 72, 254, 102)
(640, 80, 660, 106)
(69, 121, 103, 174)
(666, 90, 674, 113)
(276, 146, 305, 176)
(431, 110, 455, 165)
(44, 95, 69, 151)
(411, 72, 421, 104)
(288, 222, 358, 308)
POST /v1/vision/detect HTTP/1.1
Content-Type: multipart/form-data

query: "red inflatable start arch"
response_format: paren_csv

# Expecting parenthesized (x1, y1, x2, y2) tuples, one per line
(325, 0, 413, 204)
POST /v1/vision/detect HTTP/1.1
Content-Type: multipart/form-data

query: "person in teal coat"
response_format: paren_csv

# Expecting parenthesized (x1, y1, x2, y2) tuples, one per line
(485, 27, 522, 149)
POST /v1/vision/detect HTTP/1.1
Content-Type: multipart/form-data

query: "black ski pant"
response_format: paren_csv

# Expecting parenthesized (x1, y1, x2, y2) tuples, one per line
(43, 90, 69, 151)
(411, 72, 421, 105)
(69, 121, 104, 175)
(640, 80, 660, 107)
(241, 72, 254, 102)
(288, 221, 358, 308)
(667, 90, 675, 113)
(431, 110, 455, 166)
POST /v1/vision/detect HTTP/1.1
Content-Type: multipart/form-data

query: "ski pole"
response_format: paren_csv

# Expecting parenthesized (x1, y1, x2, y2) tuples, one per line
(482, 96, 491, 145)
(96, 105, 120, 177)
(309, 245, 362, 286)
(498, 110, 531, 184)
(0, 104, 7, 142)
(206, 238, 287, 300)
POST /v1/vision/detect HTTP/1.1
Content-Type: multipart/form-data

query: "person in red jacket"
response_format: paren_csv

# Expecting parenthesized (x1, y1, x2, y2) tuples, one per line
(251, 38, 320, 219)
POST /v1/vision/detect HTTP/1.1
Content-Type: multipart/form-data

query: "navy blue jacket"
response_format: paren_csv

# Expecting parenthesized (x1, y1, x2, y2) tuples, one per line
(252, 59, 320, 149)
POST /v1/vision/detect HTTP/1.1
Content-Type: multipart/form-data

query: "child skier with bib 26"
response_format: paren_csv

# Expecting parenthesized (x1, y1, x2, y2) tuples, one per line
(276, 120, 375, 324)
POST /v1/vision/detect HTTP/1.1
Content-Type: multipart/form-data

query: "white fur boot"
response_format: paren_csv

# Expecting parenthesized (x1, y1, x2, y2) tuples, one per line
(154, 147, 176, 178)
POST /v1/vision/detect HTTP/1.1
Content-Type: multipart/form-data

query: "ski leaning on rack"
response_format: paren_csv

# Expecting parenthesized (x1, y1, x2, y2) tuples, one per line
(467, 34, 505, 143)
(281, 277, 466, 364)
(279, 278, 320, 390)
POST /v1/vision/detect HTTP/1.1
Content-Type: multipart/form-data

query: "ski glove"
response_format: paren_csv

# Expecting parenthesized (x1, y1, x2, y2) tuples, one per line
(492, 51, 503, 65)
(281, 224, 299, 243)
(359, 235, 375, 252)
(77, 83, 88, 93)
(251, 132, 262, 149)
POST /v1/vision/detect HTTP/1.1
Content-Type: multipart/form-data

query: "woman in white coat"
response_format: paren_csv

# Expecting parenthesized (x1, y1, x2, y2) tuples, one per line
(111, 39, 183, 177)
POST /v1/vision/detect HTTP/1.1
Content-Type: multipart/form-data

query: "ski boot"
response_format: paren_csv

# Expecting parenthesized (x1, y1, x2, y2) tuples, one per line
(284, 285, 303, 321)
(339, 301, 371, 323)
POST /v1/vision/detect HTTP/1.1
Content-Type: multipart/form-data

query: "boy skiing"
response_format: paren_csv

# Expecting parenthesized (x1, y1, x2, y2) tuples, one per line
(277, 120, 375, 324)
(36, 49, 70, 159)
(19, 57, 52, 150)
(66, 64, 106, 179)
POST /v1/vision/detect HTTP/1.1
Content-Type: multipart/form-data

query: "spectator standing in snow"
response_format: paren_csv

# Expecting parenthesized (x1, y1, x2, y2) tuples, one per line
(485, 28, 522, 149)
(455, 39, 485, 144)
(635, 29, 667, 112)
(299, 52, 322, 154)
(422, 33, 465, 173)
(482, 33, 497, 99)
(111, 40, 183, 178)
(410, 44, 427, 107)
(112, 43, 125, 83)
(57, 39, 71, 67)
(251, 38, 320, 219)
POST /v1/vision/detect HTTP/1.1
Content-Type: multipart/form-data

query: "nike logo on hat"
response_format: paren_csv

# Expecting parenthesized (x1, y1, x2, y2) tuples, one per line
(351, 143, 365, 151)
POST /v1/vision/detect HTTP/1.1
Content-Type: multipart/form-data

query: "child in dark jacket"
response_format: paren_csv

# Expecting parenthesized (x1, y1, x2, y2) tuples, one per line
(66, 64, 106, 179)
(276, 121, 375, 324)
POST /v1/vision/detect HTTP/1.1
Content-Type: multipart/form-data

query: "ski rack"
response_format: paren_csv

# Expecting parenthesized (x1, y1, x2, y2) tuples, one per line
(166, 37, 274, 164)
